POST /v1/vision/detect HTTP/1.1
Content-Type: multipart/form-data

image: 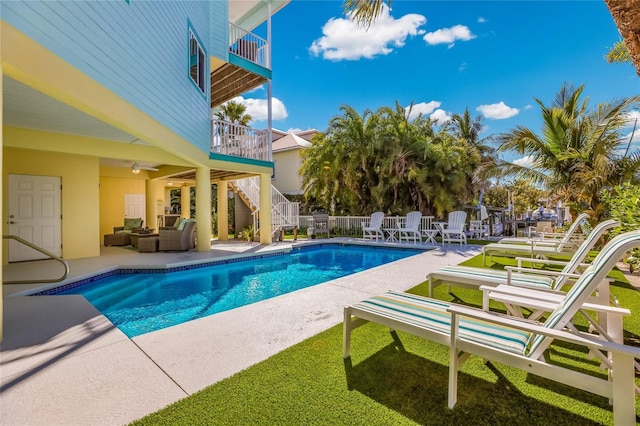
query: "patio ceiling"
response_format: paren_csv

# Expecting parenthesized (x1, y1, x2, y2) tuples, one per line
(2, 76, 160, 170)
(605, 0, 640, 76)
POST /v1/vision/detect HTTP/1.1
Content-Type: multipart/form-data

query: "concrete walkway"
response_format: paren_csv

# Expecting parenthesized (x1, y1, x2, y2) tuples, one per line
(1, 239, 480, 425)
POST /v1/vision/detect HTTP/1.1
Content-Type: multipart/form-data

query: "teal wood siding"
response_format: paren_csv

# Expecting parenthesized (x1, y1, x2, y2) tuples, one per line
(208, 1, 229, 61)
(2, 0, 216, 153)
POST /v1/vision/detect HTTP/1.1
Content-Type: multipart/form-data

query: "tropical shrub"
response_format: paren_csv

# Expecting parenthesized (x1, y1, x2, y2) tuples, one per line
(602, 183, 640, 271)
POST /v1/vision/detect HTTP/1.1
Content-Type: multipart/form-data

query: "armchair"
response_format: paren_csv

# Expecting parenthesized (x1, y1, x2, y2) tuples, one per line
(104, 218, 144, 246)
(159, 219, 196, 251)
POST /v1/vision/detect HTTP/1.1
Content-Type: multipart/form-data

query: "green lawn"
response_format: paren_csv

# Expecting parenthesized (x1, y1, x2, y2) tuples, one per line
(132, 254, 640, 425)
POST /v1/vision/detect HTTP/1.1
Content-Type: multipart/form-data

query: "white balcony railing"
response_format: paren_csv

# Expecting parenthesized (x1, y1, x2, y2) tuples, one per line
(229, 23, 269, 68)
(211, 119, 270, 161)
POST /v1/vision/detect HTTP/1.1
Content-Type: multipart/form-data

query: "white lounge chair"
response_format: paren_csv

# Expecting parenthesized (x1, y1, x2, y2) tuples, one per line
(441, 211, 467, 245)
(361, 212, 385, 242)
(499, 213, 589, 246)
(482, 221, 592, 264)
(395, 211, 422, 244)
(343, 230, 640, 424)
(427, 219, 619, 297)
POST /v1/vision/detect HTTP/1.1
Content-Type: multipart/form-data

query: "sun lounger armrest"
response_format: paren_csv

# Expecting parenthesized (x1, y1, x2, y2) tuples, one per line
(446, 304, 640, 355)
(515, 257, 590, 269)
(505, 266, 581, 279)
(480, 284, 631, 316)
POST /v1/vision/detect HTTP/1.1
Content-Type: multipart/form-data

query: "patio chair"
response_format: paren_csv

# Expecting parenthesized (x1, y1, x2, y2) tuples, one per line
(427, 219, 619, 297)
(103, 217, 144, 246)
(362, 212, 385, 242)
(310, 211, 330, 239)
(499, 213, 589, 246)
(395, 211, 422, 244)
(441, 211, 467, 245)
(343, 230, 640, 424)
(159, 219, 196, 251)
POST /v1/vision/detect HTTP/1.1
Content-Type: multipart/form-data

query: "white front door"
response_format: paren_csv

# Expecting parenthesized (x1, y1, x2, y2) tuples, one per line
(8, 174, 62, 262)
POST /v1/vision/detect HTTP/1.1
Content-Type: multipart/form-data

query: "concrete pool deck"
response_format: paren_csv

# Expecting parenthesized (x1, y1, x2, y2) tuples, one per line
(1, 238, 480, 425)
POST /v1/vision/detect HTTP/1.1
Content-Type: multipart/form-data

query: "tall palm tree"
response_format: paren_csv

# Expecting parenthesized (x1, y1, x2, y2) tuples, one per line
(448, 108, 497, 203)
(489, 83, 640, 219)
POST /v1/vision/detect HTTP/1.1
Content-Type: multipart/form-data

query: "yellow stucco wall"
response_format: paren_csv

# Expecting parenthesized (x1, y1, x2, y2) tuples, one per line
(3, 147, 100, 260)
(99, 176, 146, 239)
(272, 149, 303, 194)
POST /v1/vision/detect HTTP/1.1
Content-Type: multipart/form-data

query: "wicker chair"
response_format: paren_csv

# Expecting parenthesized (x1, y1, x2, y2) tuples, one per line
(159, 220, 196, 251)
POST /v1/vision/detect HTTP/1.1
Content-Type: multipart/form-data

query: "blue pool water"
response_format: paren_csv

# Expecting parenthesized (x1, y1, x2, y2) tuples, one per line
(53, 244, 423, 337)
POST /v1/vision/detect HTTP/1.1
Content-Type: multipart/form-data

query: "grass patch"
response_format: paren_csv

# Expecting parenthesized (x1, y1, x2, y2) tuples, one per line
(132, 254, 640, 425)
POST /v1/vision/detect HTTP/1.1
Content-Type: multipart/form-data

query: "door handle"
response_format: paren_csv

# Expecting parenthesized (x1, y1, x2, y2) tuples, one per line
(8, 221, 16, 224)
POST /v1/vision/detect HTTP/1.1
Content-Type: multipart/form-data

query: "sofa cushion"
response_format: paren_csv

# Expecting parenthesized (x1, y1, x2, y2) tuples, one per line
(177, 219, 190, 231)
(124, 217, 143, 230)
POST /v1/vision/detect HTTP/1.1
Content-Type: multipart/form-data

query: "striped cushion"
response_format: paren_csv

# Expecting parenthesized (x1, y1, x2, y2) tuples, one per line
(351, 291, 530, 355)
(432, 265, 554, 289)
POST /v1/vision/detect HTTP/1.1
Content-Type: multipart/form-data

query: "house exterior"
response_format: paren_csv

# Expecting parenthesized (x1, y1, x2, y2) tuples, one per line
(271, 129, 319, 195)
(1, 0, 290, 336)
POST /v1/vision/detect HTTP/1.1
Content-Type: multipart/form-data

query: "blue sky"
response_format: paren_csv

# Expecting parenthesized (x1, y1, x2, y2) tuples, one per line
(233, 0, 640, 163)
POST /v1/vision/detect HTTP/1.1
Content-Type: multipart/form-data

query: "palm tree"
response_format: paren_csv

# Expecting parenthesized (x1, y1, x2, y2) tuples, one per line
(606, 39, 632, 64)
(489, 83, 640, 219)
(342, 0, 390, 27)
(448, 108, 497, 204)
(214, 100, 251, 125)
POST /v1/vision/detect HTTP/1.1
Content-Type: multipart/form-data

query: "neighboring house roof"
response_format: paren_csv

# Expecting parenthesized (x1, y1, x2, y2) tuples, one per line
(605, 0, 640, 76)
(272, 128, 288, 141)
(294, 129, 320, 142)
(272, 131, 313, 153)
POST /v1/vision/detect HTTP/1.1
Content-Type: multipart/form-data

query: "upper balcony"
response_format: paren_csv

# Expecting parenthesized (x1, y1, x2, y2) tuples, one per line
(210, 119, 270, 162)
(210, 23, 270, 108)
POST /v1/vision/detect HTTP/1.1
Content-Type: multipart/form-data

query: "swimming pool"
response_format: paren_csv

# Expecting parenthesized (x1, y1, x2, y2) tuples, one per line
(49, 244, 424, 337)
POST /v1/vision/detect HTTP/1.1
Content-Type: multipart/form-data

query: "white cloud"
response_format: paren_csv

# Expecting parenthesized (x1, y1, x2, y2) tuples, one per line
(476, 101, 519, 119)
(309, 5, 426, 61)
(231, 96, 288, 122)
(513, 155, 535, 167)
(430, 109, 452, 124)
(624, 110, 640, 127)
(458, 62, 468, 72)
(524, 104, 533, 110)
(478, 17, 487, 23)
(423, 25, 476, 47)
(406, 101, 441, 120)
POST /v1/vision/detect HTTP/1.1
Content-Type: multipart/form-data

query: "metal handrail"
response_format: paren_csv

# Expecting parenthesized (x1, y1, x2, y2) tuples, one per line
(3, 234, 70, 284)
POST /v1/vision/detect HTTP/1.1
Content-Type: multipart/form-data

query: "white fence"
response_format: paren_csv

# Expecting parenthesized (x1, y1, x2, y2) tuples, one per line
(298, 215, 435, 235)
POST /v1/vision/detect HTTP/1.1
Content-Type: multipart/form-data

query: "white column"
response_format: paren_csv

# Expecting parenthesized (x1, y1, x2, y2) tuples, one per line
(195, 167, 212, 251)
(259, 173, 272, 244)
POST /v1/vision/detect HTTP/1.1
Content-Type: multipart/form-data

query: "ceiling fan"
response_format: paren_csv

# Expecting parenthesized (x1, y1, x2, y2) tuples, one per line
(131, 162, 159, 174)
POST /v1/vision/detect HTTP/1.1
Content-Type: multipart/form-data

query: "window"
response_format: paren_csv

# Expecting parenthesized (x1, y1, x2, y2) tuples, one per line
(189, 29, 206, 94)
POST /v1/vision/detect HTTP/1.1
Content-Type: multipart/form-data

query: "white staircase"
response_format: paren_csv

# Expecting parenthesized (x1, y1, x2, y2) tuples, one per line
(230, 177, 299, 238)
